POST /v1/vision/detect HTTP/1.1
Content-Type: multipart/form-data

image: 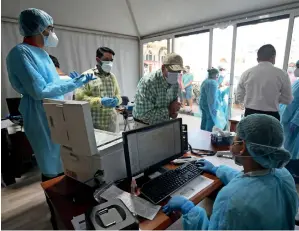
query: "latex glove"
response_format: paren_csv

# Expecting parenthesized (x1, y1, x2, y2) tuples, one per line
(82, 73, 96, 84)
(109, 97, 119, 107)
(162, 196, 194, 215)
(71, 71, 96, 84)
(69, 71, 80, 79)
(290, 122, 298, 133)
(196, 159, 218, 175)
(101, 97, 115, 107)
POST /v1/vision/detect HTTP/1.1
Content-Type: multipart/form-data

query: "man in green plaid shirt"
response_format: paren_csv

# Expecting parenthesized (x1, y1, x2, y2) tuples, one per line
(133, 53, 184, 126)
(75, 47, 122, 132)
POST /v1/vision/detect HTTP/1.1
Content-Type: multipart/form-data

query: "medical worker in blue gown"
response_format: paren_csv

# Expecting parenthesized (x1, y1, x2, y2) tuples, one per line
(163, 114, 298, 230)
(199, 68, 226, 131)
(280, 79, 299, 183)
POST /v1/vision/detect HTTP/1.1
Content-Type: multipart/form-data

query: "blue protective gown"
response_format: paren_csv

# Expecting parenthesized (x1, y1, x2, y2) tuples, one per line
(280, 80, 299, 159)
(6, 43, 83, 176)
(182, 165, 299, 230)
(199, 78, 226, 131)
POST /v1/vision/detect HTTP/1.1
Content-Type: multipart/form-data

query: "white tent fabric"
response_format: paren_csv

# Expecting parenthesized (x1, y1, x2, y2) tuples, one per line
(1, 21, 139, 117)
(1, 0, 298, 37)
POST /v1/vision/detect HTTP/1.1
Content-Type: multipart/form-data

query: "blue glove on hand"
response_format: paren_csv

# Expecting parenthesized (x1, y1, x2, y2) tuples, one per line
(109, 97, 119, 107)
(196, 159, 218, 175)
(69, 71, 80, 79)
(71, 71, 96, 85)
(101, 97, 115, 107)
(162, 196, 194, 215)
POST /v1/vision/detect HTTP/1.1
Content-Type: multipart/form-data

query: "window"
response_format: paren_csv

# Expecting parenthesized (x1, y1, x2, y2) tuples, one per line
(143, 40, 168, 74)
(159, 48, 167, 62)
(212, 26, 233, 86)
(233, 17, 289, 104)
(175, 31, 210, 82)
(288, 17, 299, 84)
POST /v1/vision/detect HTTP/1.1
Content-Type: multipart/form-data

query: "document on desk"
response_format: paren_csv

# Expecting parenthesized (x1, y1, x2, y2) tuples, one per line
(171, 176, 214, 199)
(101, 185, 161, 220)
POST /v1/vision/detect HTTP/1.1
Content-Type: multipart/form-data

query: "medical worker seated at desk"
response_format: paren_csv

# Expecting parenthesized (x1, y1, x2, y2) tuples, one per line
(163, 114, 298, 230)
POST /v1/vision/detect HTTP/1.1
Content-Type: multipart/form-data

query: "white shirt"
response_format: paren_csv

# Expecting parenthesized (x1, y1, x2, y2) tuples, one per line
(59, 75, 74, 100)
(237, 62, 293, 112)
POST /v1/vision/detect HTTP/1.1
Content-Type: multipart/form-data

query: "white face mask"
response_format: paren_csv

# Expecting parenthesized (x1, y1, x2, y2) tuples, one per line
(43, 31, 59, 47)
(166, 72, 179, 85)
(101, 61, 113, 73)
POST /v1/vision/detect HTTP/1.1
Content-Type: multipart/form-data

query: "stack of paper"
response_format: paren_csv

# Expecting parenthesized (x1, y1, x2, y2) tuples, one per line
(101, 185, 161, 220)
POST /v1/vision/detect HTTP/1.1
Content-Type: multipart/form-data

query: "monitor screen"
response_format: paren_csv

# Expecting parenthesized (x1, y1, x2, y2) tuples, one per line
(123, 119, 183, 178)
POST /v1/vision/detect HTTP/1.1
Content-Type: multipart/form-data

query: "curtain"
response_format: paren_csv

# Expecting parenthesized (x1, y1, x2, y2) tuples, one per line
(1, 21, 139, 117)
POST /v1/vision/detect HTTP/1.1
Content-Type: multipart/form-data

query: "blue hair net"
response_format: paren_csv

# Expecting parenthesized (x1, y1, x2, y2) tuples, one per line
(19, 8, 53, 36)
(237, 114, 290, 168)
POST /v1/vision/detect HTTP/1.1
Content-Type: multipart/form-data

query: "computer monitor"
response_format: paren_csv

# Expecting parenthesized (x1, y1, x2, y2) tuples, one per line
(122, 118, 183, 179)
(6, 98, 21, 116)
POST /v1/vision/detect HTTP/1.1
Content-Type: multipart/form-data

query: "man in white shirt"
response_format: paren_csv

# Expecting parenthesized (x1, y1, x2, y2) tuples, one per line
(49, 55, 73, 100)
(237, 44, 293, 120)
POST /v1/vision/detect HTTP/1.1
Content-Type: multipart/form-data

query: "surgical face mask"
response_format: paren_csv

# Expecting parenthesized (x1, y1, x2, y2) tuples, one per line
(43, 31, 59, 47)
(101, 61, 113, 73)
(166, 72, 179, 85)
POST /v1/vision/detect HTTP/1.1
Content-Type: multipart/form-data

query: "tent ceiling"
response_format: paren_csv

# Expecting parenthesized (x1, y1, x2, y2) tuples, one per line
(1, 0, 298, 37)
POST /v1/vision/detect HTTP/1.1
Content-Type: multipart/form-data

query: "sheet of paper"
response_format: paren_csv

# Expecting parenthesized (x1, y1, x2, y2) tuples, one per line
(71, 214, 86, 230)
(100, 185, 161, 220)
(171, 176, 214, 199)
(1, 119, 14, 129)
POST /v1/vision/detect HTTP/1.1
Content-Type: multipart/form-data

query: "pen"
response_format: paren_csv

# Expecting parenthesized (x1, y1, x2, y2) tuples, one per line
(179, 156, 191, 159)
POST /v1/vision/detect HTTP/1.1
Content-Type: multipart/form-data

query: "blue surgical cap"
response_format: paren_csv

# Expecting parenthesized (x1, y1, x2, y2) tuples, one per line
(237, 114, 290, 168)
(19, 8, 53, 37)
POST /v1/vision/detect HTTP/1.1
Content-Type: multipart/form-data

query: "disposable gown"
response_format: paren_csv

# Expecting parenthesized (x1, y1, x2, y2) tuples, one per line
(199, 78, 226, 131)
(182, 165, 299, 230)
(6, 44, 84, 176)
(280, 80, 299, 159)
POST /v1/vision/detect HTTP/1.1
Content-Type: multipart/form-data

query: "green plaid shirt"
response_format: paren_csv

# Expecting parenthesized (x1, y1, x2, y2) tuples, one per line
(75, 67, 122, 131)
(133, 70, 179, 125)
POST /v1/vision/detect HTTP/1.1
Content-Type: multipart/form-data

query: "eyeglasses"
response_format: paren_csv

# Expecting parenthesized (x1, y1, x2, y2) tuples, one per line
(47, 26, 55, 32)
(232, 140, 243, 146)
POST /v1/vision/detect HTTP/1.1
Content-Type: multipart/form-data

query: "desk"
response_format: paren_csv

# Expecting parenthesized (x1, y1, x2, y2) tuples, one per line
(41, 171, 222, 230)
(188, 129, 229, 152)
(41, 130, 230, 230)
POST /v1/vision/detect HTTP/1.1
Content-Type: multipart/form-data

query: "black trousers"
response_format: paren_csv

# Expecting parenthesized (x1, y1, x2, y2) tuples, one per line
(42, 173, 64, 230)
(245, 108, 280, 121)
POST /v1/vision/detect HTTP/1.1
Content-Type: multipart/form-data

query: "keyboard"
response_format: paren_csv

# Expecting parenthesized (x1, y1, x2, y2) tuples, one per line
(141, 162, 203, 204)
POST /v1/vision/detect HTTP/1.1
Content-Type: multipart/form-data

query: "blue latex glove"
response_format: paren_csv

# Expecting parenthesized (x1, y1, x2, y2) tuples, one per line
(101, 97, 115, 107)
(290, 122, 298, 133)
(69, 71, 80, 79)
(196, 159, 218, 175)
(162, 196, 194, 215)
(70, 71, 96, 84)
(109, 97, 119, 107)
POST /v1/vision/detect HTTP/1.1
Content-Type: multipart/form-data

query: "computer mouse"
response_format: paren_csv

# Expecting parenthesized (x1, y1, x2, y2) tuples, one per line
(193, 161, 204, 167)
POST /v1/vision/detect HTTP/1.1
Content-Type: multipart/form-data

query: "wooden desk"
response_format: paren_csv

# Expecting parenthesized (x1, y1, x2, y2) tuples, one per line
(41, 129, 229, 230)
(188, 129, 229, 152)
(41, 172, 222, 230)
(229, 115, 242, 132)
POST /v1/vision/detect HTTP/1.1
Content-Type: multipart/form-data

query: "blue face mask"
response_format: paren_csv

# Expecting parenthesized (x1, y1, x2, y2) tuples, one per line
(166, 72, 179, 85)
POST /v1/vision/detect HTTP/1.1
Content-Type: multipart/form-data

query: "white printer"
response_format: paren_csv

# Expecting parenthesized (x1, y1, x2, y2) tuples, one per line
(43, 99, 127, 186)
